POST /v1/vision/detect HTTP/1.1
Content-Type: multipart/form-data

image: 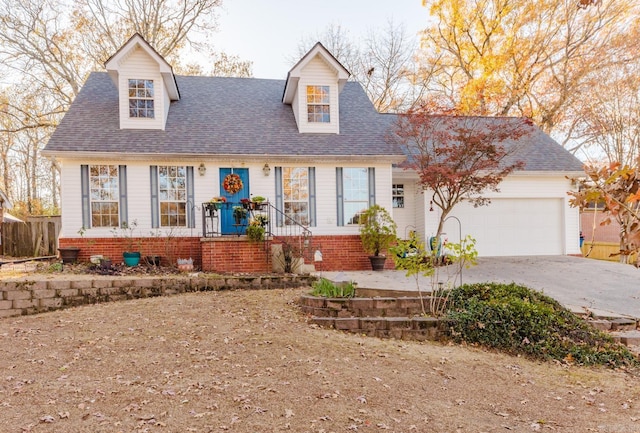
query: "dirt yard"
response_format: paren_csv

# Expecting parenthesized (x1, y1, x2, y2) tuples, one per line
(0, 287, 638, 433)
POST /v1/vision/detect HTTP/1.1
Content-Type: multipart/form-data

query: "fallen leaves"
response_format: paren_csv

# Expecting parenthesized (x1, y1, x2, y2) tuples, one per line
(0, 288, 638, 433)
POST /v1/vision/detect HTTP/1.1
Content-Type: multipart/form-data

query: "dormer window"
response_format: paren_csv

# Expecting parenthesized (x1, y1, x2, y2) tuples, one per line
(307, 85, 330, 123)
(128, 79, 155, 118)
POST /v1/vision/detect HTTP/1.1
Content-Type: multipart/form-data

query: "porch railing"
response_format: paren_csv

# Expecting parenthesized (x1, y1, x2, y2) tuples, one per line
(201, 201, 315, 269)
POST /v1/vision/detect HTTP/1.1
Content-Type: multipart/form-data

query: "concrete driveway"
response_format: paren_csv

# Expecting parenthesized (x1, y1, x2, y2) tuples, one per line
(317, 256, 640, 319)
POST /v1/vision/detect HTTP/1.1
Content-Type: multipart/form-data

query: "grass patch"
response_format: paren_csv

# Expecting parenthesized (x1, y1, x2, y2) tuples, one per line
(310, 278, 356, 298)
(446, 283, 639, 368)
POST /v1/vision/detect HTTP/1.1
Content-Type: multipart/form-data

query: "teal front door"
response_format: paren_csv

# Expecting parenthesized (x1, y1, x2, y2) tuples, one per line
(220, 168, 249, 235)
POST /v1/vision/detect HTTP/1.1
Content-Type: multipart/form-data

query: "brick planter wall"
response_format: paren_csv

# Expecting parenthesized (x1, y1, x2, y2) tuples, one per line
(298, 293, 449, 342)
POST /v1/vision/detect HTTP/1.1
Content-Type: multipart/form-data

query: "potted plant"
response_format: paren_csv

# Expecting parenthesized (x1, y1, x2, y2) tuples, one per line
(58, 246, 80, 264)
(114, 220, 141, 266)
(250, 195, 267, 210)
(359, 204, 397, 271)
(205, 196, 226, 214)
(177, 257, 194, 272)
(145, 255, 161, 266)
(233, 205, 248, 224)
(99, 257, 112, 270)
(246, 217, 267, 242)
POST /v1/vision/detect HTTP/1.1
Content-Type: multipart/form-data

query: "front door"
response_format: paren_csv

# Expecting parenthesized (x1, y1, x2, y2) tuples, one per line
(219, 168, 249, 235)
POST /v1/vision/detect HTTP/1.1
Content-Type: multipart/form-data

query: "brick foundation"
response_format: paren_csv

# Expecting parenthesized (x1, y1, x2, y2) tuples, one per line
(59, 237, 202, 267)
(310, 235, 395, 271)
(58, 234, 395, 272)
(201, 238, 271, 273)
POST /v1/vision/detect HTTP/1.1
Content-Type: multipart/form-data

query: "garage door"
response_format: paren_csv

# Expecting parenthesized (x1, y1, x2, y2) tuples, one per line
(443, 198, 564, 256)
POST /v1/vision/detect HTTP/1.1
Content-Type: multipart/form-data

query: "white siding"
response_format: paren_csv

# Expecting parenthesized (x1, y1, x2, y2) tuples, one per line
(393, 180, 420, 240)
(412, 174, 581, 256)
(118, 47, 166, 130)
(296, 56, 340, 134)
(290, 88, 300, 129)
(58, 159, 396, 239)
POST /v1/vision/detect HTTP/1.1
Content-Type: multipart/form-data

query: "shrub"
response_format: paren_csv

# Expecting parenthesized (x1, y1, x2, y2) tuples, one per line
(359, 205, 397, 256)
(246, 224, 265, 242)
(311, 278, 356, 298)
(446, 283, 639, 368)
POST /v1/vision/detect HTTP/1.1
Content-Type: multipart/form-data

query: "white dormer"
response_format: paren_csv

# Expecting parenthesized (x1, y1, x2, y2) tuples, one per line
(104, 33, 180, 130)
(282, 42, 350, 134)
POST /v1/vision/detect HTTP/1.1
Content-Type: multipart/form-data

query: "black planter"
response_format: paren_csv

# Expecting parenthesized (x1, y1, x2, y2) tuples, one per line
(100, 258, 112, 271)
(58, 247, 80, 264)
(369, 255, 386, 271)
(145, 255, 161, 266)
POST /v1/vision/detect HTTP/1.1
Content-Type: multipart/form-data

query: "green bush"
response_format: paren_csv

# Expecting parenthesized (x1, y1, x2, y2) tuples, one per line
(446, 283, 639, 368)
(311, 278, 356, 298)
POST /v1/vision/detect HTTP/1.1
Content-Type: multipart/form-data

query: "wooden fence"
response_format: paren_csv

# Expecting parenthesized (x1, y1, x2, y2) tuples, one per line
(1, 216, 61, 257)
(581, 241, 637, 264)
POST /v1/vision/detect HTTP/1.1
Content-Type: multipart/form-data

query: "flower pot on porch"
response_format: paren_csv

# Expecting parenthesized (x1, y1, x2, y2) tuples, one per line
(123, 251, 141, 267)
(369, 255, 387, 271)
(58, 247, 80, 264)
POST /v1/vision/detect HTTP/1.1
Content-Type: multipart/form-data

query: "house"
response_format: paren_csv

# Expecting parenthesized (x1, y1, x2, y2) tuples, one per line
(42, 33, 584, 272)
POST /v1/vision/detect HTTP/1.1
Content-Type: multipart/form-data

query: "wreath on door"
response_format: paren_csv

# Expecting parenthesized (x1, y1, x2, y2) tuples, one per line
(222, 173, 243, 195)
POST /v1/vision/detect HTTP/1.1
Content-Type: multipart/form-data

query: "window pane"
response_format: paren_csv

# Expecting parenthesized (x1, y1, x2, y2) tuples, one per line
(344, 203, 367, 225)
(343, 168, 369, 225)
(393, 184, 404, 208)
(283, 167, 309, 225)
(158, 165, 187, 227)
(306, 86, 330, 123)
(90, 165, 119, 227)
(128, 79, 154, 118)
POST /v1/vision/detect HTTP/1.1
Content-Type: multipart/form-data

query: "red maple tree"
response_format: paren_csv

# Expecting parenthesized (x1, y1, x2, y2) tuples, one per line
(391, 104, 531, 238)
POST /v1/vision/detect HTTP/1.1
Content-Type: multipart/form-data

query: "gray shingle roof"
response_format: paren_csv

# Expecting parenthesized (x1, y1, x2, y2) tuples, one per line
(43, 72, 402, 159)
(388, 115, 584, 173)
(44, 72, 583, 173)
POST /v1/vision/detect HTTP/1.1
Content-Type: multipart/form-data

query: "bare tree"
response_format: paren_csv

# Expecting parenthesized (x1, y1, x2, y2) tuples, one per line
(296, 21, 421, 113)
(0, 0, 249, 215)
(567, 64, 640, 165)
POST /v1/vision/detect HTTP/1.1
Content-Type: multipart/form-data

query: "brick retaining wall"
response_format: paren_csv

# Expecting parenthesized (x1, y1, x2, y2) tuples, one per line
(0, 274, 315, 318)
(298, 293, 449, 341)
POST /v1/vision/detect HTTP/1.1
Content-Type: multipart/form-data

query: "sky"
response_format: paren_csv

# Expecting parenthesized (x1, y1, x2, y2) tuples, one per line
(212, 0, 429, 79)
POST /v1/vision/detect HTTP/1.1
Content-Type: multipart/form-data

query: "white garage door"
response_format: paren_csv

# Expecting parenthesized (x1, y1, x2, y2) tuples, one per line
(444, 198, 564, 256)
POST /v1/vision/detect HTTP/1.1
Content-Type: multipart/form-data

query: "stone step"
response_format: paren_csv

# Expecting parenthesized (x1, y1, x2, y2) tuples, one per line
(611, 330, 640, 346)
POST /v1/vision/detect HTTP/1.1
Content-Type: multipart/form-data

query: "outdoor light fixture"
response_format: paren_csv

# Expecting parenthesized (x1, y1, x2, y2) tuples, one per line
(429, 200, 434, 212)
(262, 163, 271, 176)
(198, 163, 206, 176)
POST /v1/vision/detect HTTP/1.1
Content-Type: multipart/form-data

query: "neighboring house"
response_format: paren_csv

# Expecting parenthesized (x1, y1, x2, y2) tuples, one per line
(42, 34, 584, 272)
(0, 188, 13, 248)
(0, 188, 12, 224)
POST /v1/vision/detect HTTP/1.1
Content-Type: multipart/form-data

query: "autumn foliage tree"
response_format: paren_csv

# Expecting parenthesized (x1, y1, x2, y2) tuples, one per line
(569, 160, 640, 264)
(391, 104, 530, 238)
(416, 0, 638, 133)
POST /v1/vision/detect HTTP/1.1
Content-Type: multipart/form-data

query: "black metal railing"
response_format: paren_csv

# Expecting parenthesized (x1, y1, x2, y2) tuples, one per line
(201, 201, 314, 270)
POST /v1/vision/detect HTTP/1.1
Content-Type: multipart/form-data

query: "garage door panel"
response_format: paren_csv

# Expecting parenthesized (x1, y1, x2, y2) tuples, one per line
(444, 198, 563, 256)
